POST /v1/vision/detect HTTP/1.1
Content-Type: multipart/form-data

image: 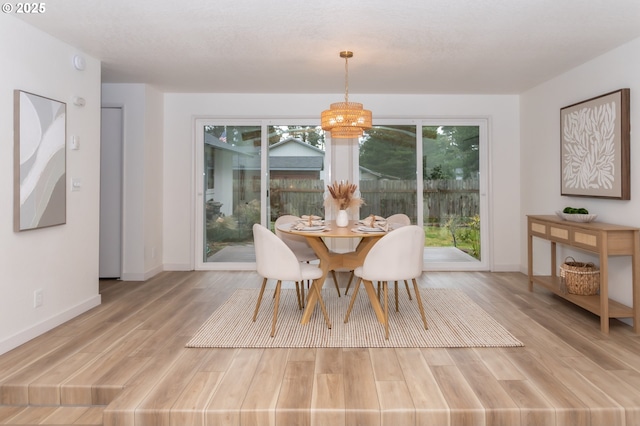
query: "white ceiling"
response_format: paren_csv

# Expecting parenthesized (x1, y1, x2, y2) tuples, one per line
(14, 0, 640, 94)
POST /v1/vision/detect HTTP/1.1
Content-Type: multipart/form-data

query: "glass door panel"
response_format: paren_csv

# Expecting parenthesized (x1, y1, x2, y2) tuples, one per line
(203, 125, 261, 263)
(422, 125, 482, 263)
(267, 125, 326, 229)
(358, 125, 417, 221)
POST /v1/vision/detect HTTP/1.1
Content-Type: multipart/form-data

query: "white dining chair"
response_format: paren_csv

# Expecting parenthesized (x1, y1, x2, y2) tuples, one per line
(274, 215, 341, 303)
(344, 213, 413, 304)
(381, 213, 413, 304)
(344, 225, 428, 339)
(253, 224, 331, 337)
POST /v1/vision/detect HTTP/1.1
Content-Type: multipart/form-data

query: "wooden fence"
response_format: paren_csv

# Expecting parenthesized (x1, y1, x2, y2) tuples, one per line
(269, 179, 479, 223)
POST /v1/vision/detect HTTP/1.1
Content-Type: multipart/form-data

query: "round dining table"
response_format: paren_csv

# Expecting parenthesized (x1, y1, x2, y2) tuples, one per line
(278, 220, 388, 325)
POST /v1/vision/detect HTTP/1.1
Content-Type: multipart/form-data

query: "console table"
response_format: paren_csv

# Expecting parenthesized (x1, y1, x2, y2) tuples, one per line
(527, 215, 640, 334)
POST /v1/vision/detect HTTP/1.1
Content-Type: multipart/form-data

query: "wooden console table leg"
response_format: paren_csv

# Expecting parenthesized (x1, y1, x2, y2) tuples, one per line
(528, 227, 533, 291)
(550, 242, 556, 280)
(633, 230, 640, 333)
(599, 234, 609, 334)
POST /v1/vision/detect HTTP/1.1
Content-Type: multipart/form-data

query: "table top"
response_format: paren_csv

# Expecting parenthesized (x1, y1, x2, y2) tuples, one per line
(277, 220, 388, 238)
(528, 214, 639, 232)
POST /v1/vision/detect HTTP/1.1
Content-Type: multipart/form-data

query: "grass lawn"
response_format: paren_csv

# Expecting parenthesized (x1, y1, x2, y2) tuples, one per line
(424, 225, 474, 254)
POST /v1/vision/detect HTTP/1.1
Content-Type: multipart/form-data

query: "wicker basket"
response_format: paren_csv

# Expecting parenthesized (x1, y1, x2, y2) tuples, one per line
(559, 256, 600, 295)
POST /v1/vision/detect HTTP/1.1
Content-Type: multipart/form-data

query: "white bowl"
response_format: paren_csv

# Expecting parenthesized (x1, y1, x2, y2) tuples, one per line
(555, 211, 597, 223)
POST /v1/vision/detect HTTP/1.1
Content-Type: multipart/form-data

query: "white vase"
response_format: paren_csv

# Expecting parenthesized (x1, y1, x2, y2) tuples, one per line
(336, 209, 349, 227)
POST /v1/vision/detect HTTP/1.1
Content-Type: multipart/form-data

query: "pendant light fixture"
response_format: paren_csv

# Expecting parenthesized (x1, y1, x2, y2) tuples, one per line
(321, 51, 372, 138)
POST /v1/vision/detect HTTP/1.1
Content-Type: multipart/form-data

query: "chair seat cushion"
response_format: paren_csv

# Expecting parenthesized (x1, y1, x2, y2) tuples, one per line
(354, 266, 363, 278)
(300, 263, 323, 280)
(293, 247, 318, 262)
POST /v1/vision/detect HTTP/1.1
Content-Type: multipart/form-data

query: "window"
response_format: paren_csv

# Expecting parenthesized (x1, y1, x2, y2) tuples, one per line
(194, 118, 488, 271)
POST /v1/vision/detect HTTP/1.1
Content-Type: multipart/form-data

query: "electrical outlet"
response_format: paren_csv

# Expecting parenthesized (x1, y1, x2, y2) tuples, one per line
(34, 289, 43, 308)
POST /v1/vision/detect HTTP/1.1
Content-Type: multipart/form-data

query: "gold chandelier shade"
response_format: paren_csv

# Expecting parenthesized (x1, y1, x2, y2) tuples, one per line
(321, 51, 372, 139)
(321, 101, 372, 138)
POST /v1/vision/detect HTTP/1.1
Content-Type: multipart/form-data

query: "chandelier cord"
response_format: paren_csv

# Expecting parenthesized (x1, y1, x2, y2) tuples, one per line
(344, 55, 349, 103)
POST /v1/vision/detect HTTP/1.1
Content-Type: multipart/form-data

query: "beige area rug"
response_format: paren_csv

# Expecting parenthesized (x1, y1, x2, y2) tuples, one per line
(186, 288, 523, 348)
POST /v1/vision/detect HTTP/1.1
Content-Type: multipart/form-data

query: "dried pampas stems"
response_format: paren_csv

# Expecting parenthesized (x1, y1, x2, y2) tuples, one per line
(324, 181, 364, 210)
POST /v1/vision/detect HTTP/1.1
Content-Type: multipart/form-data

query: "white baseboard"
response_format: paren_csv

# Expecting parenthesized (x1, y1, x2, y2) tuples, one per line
(491, 263, 522, 272)
(120, 272, 146, 281)
(162, 263, 192, 271)
(0, 295, 102, 356)
(120, 264, 164, 281)
(145, 264, 164, 280)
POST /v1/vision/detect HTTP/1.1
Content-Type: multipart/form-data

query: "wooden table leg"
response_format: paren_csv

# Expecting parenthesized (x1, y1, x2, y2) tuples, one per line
(299, 233, 384, 325)
(300, 236, 333, 324)
(361, 279, 386, 324)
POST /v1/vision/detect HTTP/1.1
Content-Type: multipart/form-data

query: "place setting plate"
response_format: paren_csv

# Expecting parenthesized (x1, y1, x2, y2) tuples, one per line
(295, 225, 326, 232)
(359, 226, 386, 232)
(352, 226, 387, 233)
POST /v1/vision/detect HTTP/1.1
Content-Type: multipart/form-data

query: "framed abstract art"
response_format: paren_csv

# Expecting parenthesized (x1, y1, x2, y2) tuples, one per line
(560, 88, 630, 199)
(14, 90, 67, 231)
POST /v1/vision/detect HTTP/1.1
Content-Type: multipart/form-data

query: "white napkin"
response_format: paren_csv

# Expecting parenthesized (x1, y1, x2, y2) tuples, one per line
(358, 215, 388, 231)
(291, 216, 324, 231)
(299, 215, 323, 226)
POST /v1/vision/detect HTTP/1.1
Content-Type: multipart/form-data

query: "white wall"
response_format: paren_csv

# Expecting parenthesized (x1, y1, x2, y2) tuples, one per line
(0, 15, 102, 354)
(144, 87, 164, 277)
(521, 37, 640, 307)
(163, 93, 521, 271)
(101, 83, 164, 280)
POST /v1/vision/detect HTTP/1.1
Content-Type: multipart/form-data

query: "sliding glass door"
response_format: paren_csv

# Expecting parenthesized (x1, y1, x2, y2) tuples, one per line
(358, 119, 487, 270)
(195, 118, 488, 271)
(198, 123, 262, 267)
(421, 121, 485, 269)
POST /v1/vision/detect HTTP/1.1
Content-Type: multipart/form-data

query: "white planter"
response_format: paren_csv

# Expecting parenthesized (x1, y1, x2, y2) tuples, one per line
(336, 210, 349, 227)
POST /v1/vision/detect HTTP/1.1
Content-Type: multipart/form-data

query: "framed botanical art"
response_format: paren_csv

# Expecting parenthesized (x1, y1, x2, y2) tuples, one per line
(560, 88, 630, 199)
(14, 90, 67, 231)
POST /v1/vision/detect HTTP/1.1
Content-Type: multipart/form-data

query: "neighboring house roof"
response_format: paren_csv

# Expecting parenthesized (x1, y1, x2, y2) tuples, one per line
(204, 133, 255, 155)
(235, 155, 323, 171)
(207, 135, 391, 178)
(270, 156, 323, 171)
(269, 137, 325, 156)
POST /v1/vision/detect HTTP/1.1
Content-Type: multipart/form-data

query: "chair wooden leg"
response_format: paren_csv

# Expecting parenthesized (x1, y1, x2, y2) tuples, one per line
(312, 280, 332, 329)
(344, 271, 355, 295)
(404, 280, 412, 300)
(412, 278, 428, 330)
(383, 281, 389, 340)
(394, 281, 399, 312)
(271, 280, 282, 337)
(331, 270, 341, 297)
(253, 277, 268, 321)
(344, 277, 362, 323)
(295, 282, 302, 310)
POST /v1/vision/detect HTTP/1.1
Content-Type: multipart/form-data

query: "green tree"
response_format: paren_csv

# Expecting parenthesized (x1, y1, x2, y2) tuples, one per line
(359, 126, 416, 179)
(437, 126, 479, 178)
(428, 164, 450, 180)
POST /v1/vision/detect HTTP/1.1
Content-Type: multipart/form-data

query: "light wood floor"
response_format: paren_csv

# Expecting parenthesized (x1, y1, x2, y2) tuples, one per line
(1, 270, 640, 425)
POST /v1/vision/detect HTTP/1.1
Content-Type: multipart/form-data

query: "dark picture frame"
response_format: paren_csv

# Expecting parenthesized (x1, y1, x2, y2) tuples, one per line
(560, 88, 630, 199)
(14, 90, 67, 231)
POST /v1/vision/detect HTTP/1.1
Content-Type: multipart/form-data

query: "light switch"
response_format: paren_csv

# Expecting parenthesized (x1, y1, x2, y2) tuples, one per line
(70, 135, 80, 150)
(71, 178, 82, 191)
